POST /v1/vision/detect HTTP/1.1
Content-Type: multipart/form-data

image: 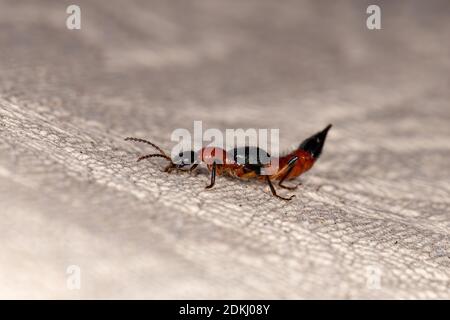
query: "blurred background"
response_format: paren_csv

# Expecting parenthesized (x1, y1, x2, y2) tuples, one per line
(0, 0, 449, 298)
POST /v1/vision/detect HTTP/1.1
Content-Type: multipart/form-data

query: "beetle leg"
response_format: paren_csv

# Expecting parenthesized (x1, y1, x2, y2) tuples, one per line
(266, 176, 294, 201)
(164, 163, 176, 173)
(278, 156, 302, 190)
(205, 162, 217, 189)
(189, 163, 199, 173)
(279, 181, 302, 190)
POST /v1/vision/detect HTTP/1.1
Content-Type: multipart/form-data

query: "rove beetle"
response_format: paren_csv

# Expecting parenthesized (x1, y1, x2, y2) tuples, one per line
(125, 124, 332, 200)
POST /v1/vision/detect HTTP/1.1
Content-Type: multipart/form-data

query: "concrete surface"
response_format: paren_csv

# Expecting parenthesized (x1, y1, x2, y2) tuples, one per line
(0, 0, 449, 299)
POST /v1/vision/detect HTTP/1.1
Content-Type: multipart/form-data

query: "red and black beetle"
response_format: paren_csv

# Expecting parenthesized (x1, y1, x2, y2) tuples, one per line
(126, 124, 332, 200)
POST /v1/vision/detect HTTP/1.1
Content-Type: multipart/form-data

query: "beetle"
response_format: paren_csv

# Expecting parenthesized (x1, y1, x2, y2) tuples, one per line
(125, 124, 332, 200)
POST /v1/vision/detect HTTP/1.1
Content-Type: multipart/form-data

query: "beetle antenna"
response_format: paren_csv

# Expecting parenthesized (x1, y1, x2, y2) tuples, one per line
(125, 137, 170, 158)
(137, 154, 172, 162)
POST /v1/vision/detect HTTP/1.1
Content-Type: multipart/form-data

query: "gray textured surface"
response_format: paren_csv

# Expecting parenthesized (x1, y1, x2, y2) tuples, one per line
(0, 0, 449, 299)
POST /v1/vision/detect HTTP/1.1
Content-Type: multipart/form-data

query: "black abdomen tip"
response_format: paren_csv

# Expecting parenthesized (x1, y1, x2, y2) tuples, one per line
(298, 124, 332, 159)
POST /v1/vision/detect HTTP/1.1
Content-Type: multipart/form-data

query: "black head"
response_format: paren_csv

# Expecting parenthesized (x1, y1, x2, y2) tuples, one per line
(172, 150, 197, 167)
(298, 124, 332, 159)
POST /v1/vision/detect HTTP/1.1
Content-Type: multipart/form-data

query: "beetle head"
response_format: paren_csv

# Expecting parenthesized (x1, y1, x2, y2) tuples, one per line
(172, 150, 198, 167)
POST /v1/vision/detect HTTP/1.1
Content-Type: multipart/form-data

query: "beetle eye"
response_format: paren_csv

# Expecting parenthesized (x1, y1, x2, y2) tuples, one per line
(173, 150, 197, 166)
